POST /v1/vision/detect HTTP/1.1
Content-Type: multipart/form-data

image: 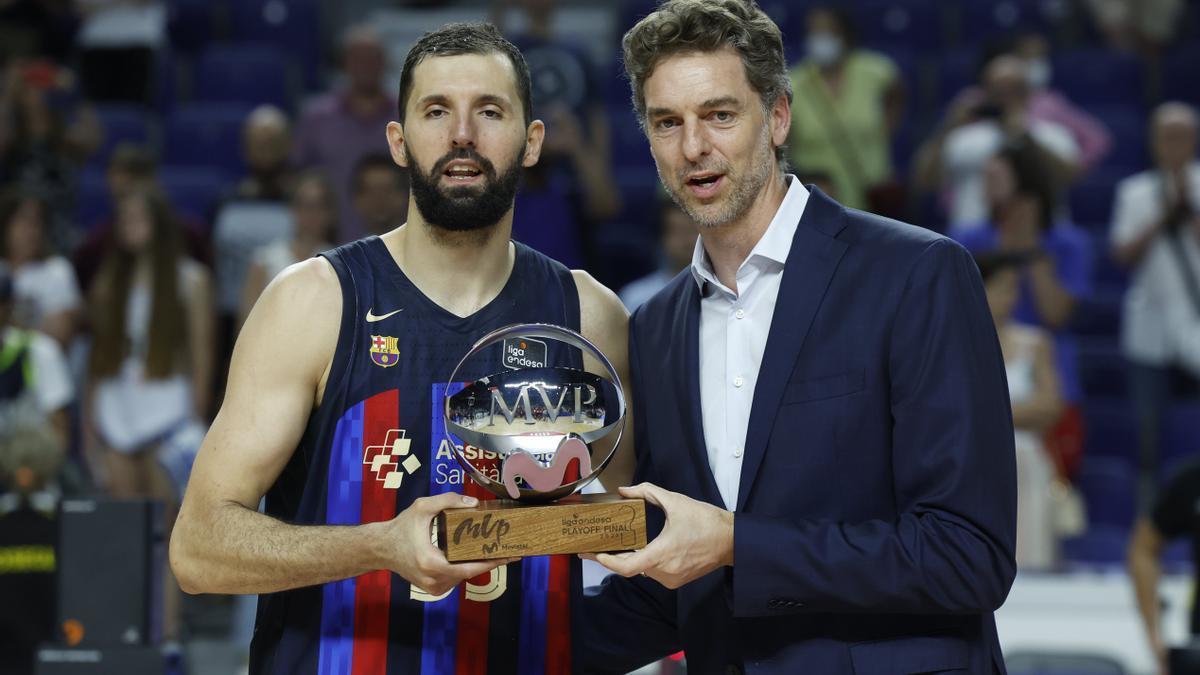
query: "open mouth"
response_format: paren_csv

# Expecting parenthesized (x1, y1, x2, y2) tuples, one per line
(685, 173, 724, 197)
(443, 161, 483, 183)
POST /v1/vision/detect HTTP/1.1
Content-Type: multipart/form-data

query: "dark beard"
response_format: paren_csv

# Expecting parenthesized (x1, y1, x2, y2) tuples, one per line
(407, 144, 524, 233)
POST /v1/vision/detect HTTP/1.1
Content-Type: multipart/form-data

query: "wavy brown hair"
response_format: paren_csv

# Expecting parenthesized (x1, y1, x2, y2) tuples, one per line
(88, 189, 187, 381)
(622, 0, 792, 164)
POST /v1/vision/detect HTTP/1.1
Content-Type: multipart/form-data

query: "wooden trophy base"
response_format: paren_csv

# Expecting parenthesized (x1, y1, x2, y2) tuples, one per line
(437, 493, 647, 562)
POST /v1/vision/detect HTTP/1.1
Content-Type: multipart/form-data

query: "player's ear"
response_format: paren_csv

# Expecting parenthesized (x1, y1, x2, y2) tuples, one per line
(386, 121, 410, 169)
(522, 119, 545, 168)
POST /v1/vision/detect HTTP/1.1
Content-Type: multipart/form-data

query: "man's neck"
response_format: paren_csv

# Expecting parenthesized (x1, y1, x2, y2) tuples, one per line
(700, 173, 788, 294)
(382, 209, 515, 318)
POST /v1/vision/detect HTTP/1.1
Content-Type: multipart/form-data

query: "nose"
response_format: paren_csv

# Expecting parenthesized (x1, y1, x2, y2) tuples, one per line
(451, 112, 476, 149)
(680, 119, 711, 164)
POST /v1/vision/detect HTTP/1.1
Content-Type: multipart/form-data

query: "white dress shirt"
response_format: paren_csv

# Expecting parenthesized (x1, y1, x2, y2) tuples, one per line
(1110, 163, 1200, 366)
(691, 176, 809, 509)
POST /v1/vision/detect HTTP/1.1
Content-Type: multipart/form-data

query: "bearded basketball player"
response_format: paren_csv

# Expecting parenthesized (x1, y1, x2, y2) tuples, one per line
(170, 22, 633, 674)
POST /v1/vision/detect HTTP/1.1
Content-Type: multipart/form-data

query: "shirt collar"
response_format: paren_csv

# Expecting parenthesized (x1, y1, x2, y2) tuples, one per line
(690, 175, 810, 293)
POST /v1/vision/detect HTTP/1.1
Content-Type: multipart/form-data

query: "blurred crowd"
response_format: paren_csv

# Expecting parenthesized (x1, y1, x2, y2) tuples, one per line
(0, 0, 1199, 671)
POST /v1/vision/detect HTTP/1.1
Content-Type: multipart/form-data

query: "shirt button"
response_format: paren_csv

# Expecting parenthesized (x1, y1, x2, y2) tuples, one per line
(734, 309, 745, 319)
(733, 446, 743, 458)
(733, 376, 744, 388)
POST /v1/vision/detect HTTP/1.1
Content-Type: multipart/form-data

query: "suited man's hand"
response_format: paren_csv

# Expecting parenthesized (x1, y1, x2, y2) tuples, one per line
(582, 483, 733, 589)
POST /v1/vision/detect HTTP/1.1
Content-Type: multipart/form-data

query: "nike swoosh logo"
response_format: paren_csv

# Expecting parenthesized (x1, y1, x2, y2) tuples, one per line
(365, 308, 404, 323)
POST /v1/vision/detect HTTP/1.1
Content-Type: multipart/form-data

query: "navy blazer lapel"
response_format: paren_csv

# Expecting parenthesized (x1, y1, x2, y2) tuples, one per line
(678, 278, 725, 507)
(736, 189, 849, 511)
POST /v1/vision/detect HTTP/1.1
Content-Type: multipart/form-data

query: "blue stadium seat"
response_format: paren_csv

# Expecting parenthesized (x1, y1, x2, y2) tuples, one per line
(1088, 105, 1148, 173)
(163, 103, 251, 175)
(75, 168, 111, 231)
(1076, 338, 1127, 399)
(1076, 457, 1136, 528)
(165, 0, 214, 54)
(934, 48, 979, 105)
(226, 0, 321, 87)
(159, 166, 229, 223)
(1068, 173, 1120, 227)
(1061, 525, 1130, 566)
(1162, 45, 1200, 106)
(1083, 398, 1137, 463)
(1069, 291, 1123, 337)
(1163, 403, 1200, 471)
(1052, 50, 1143, 106)
(193, 43, 291, 110)
(957, 0, 1054, 41)
(90, 104, 153, 168)
(851, 0, 944, 54)
(758, 0, 810, 53)
(608, 104, 655, 171)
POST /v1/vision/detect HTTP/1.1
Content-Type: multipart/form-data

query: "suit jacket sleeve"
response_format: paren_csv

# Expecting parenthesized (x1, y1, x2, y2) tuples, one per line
(578, 309, 682, 673)
(731, 239, 1018, 617)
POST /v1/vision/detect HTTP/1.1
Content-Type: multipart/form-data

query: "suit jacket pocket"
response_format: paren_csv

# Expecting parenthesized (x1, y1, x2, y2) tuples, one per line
(783, 369, 865, 405)
(849, 634, 969, 675)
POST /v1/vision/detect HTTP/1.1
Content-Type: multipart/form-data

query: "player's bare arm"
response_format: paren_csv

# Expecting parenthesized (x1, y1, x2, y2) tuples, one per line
(573, 269, 635, 490)
(171, 257, 507, 596)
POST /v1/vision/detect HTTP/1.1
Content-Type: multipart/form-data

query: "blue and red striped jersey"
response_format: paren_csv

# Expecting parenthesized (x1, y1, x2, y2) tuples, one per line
(249, 237, 583, 675)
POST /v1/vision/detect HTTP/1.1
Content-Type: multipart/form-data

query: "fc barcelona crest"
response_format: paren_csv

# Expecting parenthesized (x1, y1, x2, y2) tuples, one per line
(370, 335, 400, 368)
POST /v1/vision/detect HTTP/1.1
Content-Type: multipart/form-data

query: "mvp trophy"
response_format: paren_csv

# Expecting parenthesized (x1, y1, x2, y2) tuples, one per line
(439, 323, 647, 562)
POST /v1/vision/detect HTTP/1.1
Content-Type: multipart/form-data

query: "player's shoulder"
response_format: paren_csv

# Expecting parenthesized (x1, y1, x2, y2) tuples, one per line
(251, 256, 342, 328)
(570, 268, 627, 324)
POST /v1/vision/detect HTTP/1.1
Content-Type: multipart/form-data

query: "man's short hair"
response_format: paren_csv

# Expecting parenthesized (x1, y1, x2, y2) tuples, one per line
(396, 22, 533, 127)
(108, 143, 157, 178)
(622, 0, 792, 156)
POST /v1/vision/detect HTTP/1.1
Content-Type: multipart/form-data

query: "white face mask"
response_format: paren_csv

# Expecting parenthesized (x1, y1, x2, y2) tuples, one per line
(1026, 58, 1051, 89)
(807, 32, 843, 66)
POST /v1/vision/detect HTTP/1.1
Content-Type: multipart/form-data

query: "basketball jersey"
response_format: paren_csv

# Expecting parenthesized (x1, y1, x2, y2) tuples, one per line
(249, 237, 584, 675)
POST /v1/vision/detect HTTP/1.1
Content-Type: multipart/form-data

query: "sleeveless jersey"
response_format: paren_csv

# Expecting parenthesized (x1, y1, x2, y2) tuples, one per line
(249, 237, 584, 675)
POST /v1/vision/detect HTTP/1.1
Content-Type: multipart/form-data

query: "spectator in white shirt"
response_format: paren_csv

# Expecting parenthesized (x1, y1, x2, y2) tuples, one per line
(0, 189, 81, 347)
(1110, 101, 1200, 503)
(916, 54, 1081, 230)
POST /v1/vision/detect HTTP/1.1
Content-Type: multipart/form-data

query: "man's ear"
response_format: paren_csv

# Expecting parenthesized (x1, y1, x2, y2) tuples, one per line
(770, 94, 791, 152)
(386, 121, 409, 168)
(522, 119, 546, 168)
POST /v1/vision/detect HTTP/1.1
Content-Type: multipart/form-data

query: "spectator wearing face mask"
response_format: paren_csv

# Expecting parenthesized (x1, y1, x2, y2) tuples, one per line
(915, 54, 1081, 230)
(785, 5, 905, 213)
(946, 34, 1112, 174)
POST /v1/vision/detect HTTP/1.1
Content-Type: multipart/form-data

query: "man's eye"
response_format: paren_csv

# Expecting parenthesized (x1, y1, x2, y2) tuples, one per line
(713, 111, 733, 122)
(481, 109, 501, 119)
(656, 119, 677, 130)
(427, 109, 447, 118)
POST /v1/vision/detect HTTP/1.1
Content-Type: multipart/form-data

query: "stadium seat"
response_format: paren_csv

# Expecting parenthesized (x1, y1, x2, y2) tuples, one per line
(851, 0, 944, 54)
(163, 103, 251, 175)
(608, 104, 655, 171)
(226, 0, 321, 87)
(1076, 338, 1127, 399)
(1088, 105, 1148, 173)
(165, 0, 215, 54)
(90, 104, 153, 168)
(1052, 50, 1143, 106)
(957, 0, 1055, 42)
(1068, 173, 1120, 227)
(1083, 398, 1137, 463)
(1061, 525, 1130, 566)
(1069, 291, 1122, 337)
(1089, 231, 1128, 290)
(1163, 402, 1200, 472)
(1076, 457, 1136, 528)
(75, 168, 111, 232)
(933, 48, 979, 105)
(193, 43, 292, 110)
(159, 166, 230, 223)
(1162, 46, 1200, 106)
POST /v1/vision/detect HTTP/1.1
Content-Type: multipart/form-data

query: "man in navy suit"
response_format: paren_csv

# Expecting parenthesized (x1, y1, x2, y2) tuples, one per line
(580, 1, 1017, 673)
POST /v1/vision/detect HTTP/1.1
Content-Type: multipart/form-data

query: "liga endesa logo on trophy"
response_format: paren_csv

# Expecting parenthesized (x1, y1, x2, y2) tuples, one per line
(438, 324, 647, 562)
